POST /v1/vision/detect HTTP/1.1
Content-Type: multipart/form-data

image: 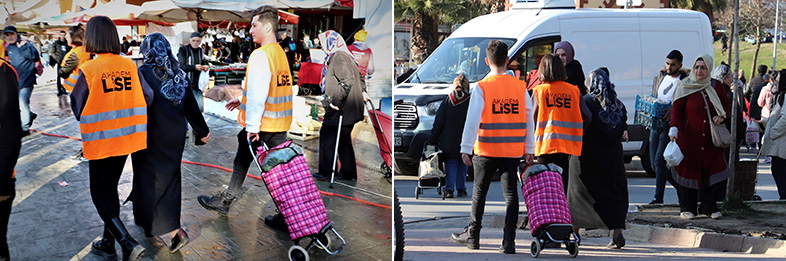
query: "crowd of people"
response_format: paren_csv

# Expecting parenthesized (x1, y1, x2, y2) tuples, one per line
(0, 5, 373, 260)
(426, 38, 786, 255)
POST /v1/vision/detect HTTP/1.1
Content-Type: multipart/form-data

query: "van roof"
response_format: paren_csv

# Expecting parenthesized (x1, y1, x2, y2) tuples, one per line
(449, 8, 705, 40)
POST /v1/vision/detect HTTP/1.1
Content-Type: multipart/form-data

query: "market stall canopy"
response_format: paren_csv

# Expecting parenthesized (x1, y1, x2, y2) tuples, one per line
(61, 1, 173, 26)
(173, 0, 350, 10)
(2, 0, 61, 24)
(138, 0, 299, 24)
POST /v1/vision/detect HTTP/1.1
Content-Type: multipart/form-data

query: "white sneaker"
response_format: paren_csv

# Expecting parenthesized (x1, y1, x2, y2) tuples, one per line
(710, 211, 723, 219)
(680, 212, 696, 219)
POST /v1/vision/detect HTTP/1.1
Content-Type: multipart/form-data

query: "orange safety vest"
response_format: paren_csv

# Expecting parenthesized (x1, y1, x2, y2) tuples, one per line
(532, 81, 583, 156)
(0, 39, 6, 61)
(61, 46, 91, 92)
(78, 53, 147, 160)
(473, 75, 529, 158)
(347, 44, 372, 77)
(237, 43, 293, 132)
(1, 59, 18, 80)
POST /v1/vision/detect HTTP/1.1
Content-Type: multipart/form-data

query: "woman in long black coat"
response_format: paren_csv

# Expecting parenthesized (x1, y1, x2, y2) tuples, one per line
(129, 33, 209, 252)
(554, 41, 587, 95)
(0, 59, 21, 260)
(568, 68, 629, 249)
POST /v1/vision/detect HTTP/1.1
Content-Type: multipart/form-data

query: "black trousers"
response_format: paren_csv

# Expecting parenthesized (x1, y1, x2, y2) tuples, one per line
(0, 189, 12, 259)
(469, 156, 519, 245)
(677, 178, 726, 215)
(538, 153, 570, 193)
(318, 123, 356, 178)
(226, 129, 288, 196)
(89, 155, 129, 222)
(56, 64, 67, 95)
(770, 156, 786, 200)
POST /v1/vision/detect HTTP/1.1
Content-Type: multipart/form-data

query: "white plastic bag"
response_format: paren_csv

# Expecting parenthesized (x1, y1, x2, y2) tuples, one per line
(663, 141, 684, 167)
(746, 119, 760, 145)
(198, 70, 210, 91)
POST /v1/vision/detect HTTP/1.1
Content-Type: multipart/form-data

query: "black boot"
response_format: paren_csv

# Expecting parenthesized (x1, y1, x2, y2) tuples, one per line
(501, 224, 516, 254)
(197, 191, 236, 215)
(450, 223, 480, 249)
(264, 212, 289, 233)
(107, 218, 145, 261)
(90, 226, 118, 259)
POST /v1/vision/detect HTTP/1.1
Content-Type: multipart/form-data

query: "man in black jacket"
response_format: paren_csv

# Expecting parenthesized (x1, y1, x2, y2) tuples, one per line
(178, 32, 209, 111)
(50, 31, 70, 96)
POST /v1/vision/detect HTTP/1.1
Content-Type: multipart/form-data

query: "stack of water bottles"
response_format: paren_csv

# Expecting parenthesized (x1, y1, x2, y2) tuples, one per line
(634, 95, 671, 130)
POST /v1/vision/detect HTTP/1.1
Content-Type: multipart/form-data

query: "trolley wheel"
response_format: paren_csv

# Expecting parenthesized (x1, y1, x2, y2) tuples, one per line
(288, 245, 309, 261)
(314, 234, 332, 250)
(567, 242, 579, 258)
(530, 240, 541, 258)
(381, 162, 392, 180)
(441, 188, 446, 200)
(415, 187, 420, 199)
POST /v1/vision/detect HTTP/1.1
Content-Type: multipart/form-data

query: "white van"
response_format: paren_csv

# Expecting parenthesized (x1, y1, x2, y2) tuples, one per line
(393, 0, 714, 176)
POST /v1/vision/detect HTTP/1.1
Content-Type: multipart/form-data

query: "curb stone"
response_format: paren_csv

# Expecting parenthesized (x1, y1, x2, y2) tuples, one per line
(488, 214, 786, 256)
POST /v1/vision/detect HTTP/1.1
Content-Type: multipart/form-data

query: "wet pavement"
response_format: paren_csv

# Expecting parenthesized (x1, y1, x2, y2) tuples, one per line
(7, 69, 392, 260)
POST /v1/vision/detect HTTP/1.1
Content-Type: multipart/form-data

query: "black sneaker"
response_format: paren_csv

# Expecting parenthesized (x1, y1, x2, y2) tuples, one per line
(450, 227, 479, 249)
(90, 238, 118, 260)
(21, 130, 30, 137)
(445, 190, 454, 198)
(264, 213, 289, 232)
(648, 199, 663, 205)
(456, 189, 468, 197)
(197, 191, 235, 214)
(499, 244, 515, 254)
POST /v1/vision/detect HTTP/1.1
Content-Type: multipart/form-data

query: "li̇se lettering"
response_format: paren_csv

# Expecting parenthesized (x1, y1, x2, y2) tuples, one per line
(545, 92, 572, 108)
(277, 72, 292, 87)
(101, 70, 132, 93)
(492, 98, 519, 114)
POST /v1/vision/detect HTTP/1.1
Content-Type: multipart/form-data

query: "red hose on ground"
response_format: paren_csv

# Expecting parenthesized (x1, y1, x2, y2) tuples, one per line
(30, 129, 391, 209)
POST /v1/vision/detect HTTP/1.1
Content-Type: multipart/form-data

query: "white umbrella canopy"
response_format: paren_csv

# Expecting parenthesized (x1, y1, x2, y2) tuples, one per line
(173, 0, 341, 10)
(138, 0, 249, 23)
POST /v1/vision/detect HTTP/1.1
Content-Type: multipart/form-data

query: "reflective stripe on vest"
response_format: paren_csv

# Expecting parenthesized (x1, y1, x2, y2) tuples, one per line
(61, 46, 91, 92)
(473, 75, 529, 157)
(237, 44, 293, 132)
(78, 53, 147, 160)
(533, 81, 583, 156)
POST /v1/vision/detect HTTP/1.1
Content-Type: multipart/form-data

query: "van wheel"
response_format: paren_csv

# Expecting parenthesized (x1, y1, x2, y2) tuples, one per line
(640, 150, 656, 177)
(394, 160, 418, 176)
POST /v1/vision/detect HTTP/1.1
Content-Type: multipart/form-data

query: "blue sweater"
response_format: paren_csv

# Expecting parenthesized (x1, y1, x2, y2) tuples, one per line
(6, 40, 39, 88)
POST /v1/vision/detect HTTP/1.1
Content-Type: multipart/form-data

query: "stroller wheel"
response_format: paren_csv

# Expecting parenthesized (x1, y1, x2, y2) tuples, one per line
(530, 240, 541, 258)
(288, 245, 310, 261)
(567, 242, 579, 258)
(314, 234, 332, 250)
(415, 187, 420, 199)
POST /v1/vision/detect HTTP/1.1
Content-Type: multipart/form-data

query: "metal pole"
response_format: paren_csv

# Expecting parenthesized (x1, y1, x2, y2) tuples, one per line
(774, 0, 780, 69)
(728, 0, 741, 198)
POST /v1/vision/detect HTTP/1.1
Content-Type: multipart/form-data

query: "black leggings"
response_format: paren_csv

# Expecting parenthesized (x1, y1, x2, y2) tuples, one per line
(89, 155, 128, 222)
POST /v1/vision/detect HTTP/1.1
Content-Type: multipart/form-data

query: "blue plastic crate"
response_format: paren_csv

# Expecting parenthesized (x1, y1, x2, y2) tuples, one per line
(635, 95, 671, 117)
(634, 110, 669, 130)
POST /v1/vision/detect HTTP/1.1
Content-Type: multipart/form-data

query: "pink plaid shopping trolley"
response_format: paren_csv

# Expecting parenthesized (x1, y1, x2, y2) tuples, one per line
(520, 163, 579, 258)
(250, 140, 346, 261)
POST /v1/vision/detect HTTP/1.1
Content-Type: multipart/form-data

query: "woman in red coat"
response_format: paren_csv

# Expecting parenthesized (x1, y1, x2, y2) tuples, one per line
(668, 54, 731, 220)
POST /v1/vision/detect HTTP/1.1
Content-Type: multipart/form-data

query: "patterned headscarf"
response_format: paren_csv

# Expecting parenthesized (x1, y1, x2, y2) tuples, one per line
(318, 30, 355, 92)
(586, 68, 625, 127)
(140, 33, 188, 102)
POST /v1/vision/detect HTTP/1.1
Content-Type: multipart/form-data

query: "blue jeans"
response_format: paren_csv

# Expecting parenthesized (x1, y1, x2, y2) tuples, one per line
(650, 128, 678, 201)
(444, 158, 467, 191)
(19, 86, 33, 131)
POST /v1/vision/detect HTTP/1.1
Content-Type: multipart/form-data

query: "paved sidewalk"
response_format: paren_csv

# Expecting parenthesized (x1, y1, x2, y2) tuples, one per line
(403, 218, 784, 260)
(7, 75, 392, 260)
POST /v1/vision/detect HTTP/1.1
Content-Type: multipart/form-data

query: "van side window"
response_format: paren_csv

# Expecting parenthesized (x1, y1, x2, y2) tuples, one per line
(508, 40, 557, 89)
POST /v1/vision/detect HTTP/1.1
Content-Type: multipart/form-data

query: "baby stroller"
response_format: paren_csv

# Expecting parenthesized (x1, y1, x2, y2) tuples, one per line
(249, 140, 346, 261)
(415, 143, 446, 200)
(366, 97, 393, 180)
(519, 163, 579, 258)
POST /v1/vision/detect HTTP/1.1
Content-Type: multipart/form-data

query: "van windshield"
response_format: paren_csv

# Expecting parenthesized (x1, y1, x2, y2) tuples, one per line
(409, 38, 516, 84)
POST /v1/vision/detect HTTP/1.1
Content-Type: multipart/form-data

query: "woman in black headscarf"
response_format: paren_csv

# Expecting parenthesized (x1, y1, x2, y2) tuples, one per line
(554, 41, 587, 95)
(427, 73, 471, 198)
(129, 33, 210, 252)
(568, 68, 629, 249)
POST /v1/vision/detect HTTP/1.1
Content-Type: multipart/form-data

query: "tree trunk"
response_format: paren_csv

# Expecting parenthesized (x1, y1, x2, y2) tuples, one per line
(752, 27, 762, 76)
(411, 10, 439, 64)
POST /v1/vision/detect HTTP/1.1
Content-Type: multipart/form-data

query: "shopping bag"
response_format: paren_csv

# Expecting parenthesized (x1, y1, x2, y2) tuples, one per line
(663, 141, 684, 167)
(746, 119, 760, 145)
(198, 70, 210, 91)
(418, 145, 444, 178)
